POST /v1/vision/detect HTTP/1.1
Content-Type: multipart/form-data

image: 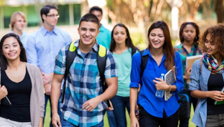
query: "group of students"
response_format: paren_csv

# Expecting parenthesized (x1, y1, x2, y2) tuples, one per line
(0, 4, 224, 127)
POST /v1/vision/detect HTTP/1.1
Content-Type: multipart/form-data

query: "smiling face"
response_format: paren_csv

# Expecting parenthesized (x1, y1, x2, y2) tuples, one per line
(78, 21, 99, 46)
(149, 28, 165, 50)
(2, 37, 21, 61)
(205, 33, 218, 56)
(113, 26, 127, 45)
(182, 24, 196, 43)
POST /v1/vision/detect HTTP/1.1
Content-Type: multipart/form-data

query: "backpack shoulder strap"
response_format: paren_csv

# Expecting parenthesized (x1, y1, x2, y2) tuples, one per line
(131, 48, 138, 56)
(199, 58, 202, 75)
(62, 41, 77, 103)
(97, 45, 111, 107)
(140, 50, 148, 79)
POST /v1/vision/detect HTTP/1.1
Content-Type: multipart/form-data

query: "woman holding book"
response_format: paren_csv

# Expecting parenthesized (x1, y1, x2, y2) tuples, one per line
(189, 25, 224, 127)
(109, 23, 138, 127)
(0, 33, 44, 127)
(174, 22, 202, 127)
(130, 21, 184, 127)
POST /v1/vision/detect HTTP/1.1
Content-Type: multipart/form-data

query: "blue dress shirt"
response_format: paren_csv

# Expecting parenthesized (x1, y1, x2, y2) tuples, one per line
(130, 49, 184, 118)
(26, 26, 72, 74)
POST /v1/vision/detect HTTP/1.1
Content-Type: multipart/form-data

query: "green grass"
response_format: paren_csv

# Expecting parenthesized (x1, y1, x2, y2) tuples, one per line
(44, 101, 196, 127)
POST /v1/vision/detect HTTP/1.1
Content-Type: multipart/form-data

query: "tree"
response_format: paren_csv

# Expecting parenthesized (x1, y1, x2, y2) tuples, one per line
(215, 0, 224, 23)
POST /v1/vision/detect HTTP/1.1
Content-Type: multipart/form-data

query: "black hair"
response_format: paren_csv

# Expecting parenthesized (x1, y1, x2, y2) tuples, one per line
(40, 5, 58, 22)
(179, 22, 200, 43)
(89, 6, 103, 15)
(79, 13, 100, 28)
(0, 33, 27, 70)
(110, 23, 138, 52)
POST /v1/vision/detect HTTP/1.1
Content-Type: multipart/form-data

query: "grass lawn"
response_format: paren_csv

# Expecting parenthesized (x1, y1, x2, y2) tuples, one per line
(44, 101, 196, 127)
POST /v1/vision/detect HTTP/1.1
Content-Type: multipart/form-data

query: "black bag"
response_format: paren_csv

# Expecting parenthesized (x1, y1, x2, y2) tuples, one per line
(178, 93, 190, 120)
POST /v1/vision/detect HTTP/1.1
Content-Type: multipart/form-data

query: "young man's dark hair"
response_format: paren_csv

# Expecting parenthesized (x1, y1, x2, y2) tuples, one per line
(79, 13, 100, 28)
(40, 5, 58, 22)
(89, 6, 103, 15)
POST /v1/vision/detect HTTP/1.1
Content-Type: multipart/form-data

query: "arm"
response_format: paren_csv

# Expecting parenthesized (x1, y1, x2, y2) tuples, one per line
(82, 77, 118, 112)
(38, 117, 43, 127)
(26, 36, 38, 65)
(51, 73, 64, 127)
(130, 88, 140, 127)
(191, 90, 224, 101)
(0, 85, 8, 100)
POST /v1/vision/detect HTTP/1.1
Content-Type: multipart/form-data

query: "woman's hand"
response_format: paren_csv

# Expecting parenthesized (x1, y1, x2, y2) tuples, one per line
(153, 78, 169, 91)
(208, 91, 224, 101)
(183, 67, 191, 80)
(130, 115, 140, 127)
(0, 85, 8, 100)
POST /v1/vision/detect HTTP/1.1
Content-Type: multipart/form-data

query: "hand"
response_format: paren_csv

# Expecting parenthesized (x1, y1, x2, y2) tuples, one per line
(131, 115, 140, 127)
(153, 78, 169, 91)
(82, 96, 101, 112)
(0, 85, 8, 100)
(107, 100, 114, 111)
(42, 73, 53, 85)
(44, 83, 51, 95)
(183, 67, 191, 80)
(208, 91, 224, 101)
(52, 113, 61, 127)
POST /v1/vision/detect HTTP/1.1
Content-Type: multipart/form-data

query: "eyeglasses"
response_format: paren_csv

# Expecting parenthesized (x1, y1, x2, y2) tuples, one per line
(46, 14, 60, 18)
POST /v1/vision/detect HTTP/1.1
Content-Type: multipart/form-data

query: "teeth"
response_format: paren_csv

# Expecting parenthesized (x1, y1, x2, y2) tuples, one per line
(153, 42, 160, 44)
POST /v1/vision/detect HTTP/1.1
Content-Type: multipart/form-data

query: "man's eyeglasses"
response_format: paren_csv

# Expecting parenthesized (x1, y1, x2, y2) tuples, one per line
(46, 14, 60, 18)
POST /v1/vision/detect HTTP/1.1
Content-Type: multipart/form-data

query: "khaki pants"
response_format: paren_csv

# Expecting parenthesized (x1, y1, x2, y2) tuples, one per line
(0, 117, 31, 127)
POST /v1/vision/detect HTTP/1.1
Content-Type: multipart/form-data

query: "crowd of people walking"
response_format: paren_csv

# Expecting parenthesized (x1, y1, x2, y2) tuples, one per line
(0, 4, 224, 127)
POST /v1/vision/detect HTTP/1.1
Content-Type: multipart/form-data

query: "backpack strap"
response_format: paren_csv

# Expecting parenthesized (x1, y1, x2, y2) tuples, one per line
(62, 41, 77, 103)
(131, 48, 138, 56)
(140, 50, 148, 80)
(97, 45, 111, 107)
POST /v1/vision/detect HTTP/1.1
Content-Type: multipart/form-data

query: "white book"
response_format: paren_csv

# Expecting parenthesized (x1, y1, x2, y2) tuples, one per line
(164, 66, 176, 101)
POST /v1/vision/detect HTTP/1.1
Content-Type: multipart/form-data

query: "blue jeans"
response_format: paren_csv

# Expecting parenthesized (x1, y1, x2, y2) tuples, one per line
(44, 94, 61, 127)
(107, 110, 116, 127)
(60, 116, 104, 127)
(110, 95, 130, 127)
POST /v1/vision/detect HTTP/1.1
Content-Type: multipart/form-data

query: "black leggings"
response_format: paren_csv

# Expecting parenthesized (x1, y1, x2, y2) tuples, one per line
(139, 106, 179, 127)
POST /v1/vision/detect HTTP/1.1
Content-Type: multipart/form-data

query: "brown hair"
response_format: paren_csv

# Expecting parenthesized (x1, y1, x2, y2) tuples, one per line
(200, 24, 224, 58)
(147, 21, 175, 71)
(10, 11, 26, 30)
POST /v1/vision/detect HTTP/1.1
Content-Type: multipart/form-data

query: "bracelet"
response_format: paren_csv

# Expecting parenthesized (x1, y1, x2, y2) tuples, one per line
(168, 85, 172, 92)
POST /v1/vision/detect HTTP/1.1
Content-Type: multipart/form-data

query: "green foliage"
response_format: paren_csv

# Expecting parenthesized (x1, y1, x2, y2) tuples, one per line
(130, 30, 147, 50)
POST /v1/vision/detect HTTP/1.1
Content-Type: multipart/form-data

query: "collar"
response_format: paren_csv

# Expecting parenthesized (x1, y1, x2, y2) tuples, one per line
(142, 48, 166, 63)
(40, 26, 58, 36)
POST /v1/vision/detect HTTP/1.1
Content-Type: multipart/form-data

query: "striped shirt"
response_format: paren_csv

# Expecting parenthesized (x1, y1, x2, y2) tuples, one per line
(54, 40, 117, 127)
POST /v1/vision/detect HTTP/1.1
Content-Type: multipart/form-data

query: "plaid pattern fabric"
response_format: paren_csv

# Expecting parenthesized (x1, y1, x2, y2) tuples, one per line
(202, 54, 224, 74)
(54, 40, 117, 127)
(174, 43, 201, 88)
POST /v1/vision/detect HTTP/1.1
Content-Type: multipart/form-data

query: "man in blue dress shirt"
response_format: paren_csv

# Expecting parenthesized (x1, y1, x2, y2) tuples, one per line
(26, 5, 72, 127)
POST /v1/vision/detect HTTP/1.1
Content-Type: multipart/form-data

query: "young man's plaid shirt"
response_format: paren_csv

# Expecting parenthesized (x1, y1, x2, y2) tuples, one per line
(54, 40, 117, 127)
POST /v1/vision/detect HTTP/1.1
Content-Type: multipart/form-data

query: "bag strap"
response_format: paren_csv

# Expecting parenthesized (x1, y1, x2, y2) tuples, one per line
(62, 42, 77, 103)
(140, 50, 148, 80)
(97, 45, 111, 107)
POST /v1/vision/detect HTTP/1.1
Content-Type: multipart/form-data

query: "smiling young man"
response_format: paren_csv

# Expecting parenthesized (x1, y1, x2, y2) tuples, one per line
(26, 5, 72, 127)
(51, 13, 118, 127)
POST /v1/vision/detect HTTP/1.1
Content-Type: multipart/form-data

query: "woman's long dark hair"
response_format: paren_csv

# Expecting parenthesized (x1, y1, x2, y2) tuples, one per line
(110, 23, 138, 52)
(0, 33, 27, 70)
(179, 22, 200, 44)
(147, 21, 174, 71)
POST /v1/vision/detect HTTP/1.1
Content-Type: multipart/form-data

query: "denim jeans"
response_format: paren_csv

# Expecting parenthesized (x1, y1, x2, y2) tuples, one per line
(43, 94, 61, 127)
(110, 95, 130, 127)
(107, 110, 116, 127)
(60, 116, 104, 127)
